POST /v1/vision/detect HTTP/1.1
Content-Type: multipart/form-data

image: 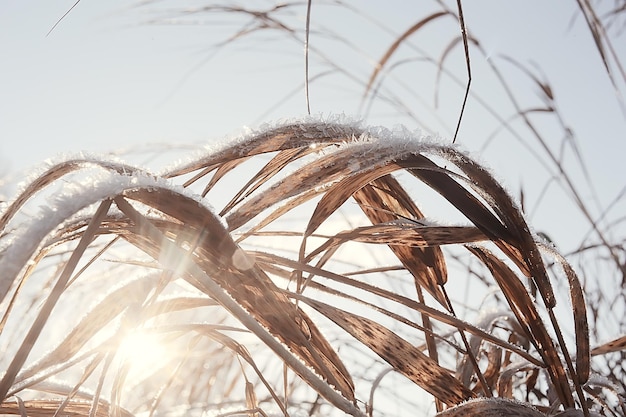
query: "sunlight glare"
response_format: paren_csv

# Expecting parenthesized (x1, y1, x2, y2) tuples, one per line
(117, 330, 170, 379)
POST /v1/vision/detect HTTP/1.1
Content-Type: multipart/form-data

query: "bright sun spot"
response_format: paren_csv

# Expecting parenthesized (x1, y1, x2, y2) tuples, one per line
(117, 330, 170, 379)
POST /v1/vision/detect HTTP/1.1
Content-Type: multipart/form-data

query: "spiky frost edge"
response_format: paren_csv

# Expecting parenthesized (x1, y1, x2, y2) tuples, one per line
(0, 170, 222, 305)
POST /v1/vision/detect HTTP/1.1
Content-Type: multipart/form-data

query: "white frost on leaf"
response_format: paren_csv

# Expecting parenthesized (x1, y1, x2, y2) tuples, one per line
(0, 167, 221, 306)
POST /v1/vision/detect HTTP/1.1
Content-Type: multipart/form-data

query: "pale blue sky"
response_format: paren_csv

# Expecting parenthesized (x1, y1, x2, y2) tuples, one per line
(1, 1, 624, 255)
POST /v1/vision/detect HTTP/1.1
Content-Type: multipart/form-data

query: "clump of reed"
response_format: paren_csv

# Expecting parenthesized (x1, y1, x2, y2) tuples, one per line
(0, 119, 623, 417)
(3, 1, 624, 416)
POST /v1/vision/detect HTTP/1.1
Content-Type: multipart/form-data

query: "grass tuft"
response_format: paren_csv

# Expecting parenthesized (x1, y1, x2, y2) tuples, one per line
(0, 120, 620, 416)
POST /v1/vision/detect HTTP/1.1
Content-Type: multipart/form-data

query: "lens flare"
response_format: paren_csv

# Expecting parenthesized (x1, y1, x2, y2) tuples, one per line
(117, 329, 170, 380)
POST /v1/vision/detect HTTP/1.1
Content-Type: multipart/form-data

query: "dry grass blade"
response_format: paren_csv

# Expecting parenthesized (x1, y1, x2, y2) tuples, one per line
(140, 296, 220, 316)
(497, 56, 555, 105)
(466, 246, 574, 408)
(304, 161, 402, 238)
(164, 122, 364, 179)
(48, 352, 107, 415)
(430, 148, 554, 307)
(15, 276, 154, 383)
(434, 34, 479, 111)
(435, 398, 546, 417)
(363, 11, 450, 99)
(182, 327, 288, 417)
(0, 399, 134, 417)
(258, 251, 544, 367)
(225, 148, 363, 232)
(457, 311, 527, 390)
(352, 176, 449, 306)
(590, 335, 626, 355)
(541, 244, 590, 385)
(201, 157, 250, 198)
(302, 297, 474, 405)
(220, 147, 313, 215)
(0, 199, 112, 402)
(46, 0, 81, 36)
(576, 0, 626, 114)
(0, 158, 140, 233)
(402, 155, 512, 243)
(301, 159, 449, 305)
(111, 191, 358, 411)
(308, 223, 485, 258)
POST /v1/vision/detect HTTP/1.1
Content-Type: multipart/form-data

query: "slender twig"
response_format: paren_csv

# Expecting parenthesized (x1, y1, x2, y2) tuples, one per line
(304, 0, 313, 115)
(47, 0, 81, 36)
(453, 0, 471, 144)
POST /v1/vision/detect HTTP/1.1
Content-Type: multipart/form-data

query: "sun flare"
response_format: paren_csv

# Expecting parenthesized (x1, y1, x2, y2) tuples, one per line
(117, 330, 170, 379)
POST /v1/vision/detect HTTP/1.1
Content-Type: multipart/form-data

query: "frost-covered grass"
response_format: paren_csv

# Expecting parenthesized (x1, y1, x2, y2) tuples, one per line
(1, 1, 625, 417)
(0, 120, 622, 417)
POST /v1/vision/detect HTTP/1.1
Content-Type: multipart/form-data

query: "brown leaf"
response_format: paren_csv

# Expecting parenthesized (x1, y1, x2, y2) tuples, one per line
(402, 155, 512, 242)
(308, 223, 486, 258)
(467, 246, 574, 407)
(546, 248, 589, 384)
(114, 190, 356, 402)
(435, 144, 554, 308)
(436, 398, 546, 417)
(353, 176, 449, 306)
(591, 335, 626, 356)
(0, 399, 135, 417)
(303, 298, 474, 405)
(165, 122, 363, 179)
(364, 11, 451, 98)
(220, 147, 311, 215)
(203, 157, 250, 197)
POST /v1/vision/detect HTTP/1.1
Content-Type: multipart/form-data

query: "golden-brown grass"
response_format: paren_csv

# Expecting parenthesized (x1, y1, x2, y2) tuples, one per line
(0, 120, 622, 416)
(4, 1, 625, 416)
